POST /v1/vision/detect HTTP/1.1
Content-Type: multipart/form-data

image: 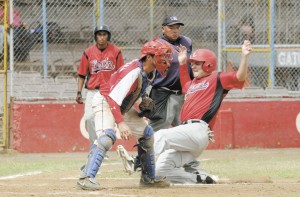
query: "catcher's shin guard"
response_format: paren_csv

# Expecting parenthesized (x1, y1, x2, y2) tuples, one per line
(138, 125, 155, 179)
(85, 129, 116, 178)
(79, 143, 97, 178)
(137, 126, 170, 187)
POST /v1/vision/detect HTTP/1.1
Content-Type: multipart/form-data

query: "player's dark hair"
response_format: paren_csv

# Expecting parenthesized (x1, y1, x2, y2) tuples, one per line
(140, 54, 154, 62)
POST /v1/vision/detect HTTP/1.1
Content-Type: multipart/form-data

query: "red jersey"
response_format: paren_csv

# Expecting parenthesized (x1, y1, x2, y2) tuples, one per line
(103, 59, 146, 123)
(180, 65, 244, 129)
(77, 43, 124, 91)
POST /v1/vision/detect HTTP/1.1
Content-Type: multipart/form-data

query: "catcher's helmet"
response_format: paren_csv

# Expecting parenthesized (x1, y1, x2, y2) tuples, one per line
(94, 24, 111, 41)
(188, 49, 216, 73)
(140, 38, 173, 77)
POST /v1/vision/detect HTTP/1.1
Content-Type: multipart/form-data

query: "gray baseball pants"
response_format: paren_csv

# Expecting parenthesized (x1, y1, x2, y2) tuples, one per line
(154, 121, 210, 183)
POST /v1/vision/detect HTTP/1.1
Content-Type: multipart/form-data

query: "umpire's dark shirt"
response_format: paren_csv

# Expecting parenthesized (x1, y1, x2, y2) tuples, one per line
(152, 35, 193, 91)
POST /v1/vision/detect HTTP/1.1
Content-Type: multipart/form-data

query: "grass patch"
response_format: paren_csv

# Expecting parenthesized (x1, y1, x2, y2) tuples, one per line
(0, 160, 85, 176)
(201, 150, 300, 182)
(1, 148, 300, 183)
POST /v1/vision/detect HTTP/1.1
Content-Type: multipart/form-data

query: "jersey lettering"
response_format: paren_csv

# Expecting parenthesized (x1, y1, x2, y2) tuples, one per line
(90, 57, 115, 73)
(186, 80, 209, 95)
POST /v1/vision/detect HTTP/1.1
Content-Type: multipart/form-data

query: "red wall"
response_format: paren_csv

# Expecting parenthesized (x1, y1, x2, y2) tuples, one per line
(209, 99, 300, 149)
(10, 98, 300, 153)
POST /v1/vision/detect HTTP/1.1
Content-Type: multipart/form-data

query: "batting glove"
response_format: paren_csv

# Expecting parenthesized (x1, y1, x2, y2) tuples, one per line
(76, 91, 83, 104)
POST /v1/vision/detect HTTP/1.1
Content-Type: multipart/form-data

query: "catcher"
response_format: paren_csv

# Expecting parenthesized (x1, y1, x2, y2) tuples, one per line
(77, 38, 173, 190)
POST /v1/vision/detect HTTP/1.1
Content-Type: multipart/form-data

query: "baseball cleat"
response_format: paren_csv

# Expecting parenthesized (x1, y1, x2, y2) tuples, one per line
(77, 177, 100, 190)
(195, 171, 219, 184)
(140, 175, 170, 187)
(79, 164, 87, 179)
(104, 152, 110, 160)
(116, 145, 135, 175)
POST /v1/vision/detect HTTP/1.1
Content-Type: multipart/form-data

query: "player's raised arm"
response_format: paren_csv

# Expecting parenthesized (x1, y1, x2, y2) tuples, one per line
(178, 45, 191, 93)
(236, 40, 252, 81)
(178, 44, 187, 65)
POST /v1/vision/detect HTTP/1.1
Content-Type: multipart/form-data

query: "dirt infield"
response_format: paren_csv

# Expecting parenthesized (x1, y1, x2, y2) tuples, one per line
(0, 149, 300, 197)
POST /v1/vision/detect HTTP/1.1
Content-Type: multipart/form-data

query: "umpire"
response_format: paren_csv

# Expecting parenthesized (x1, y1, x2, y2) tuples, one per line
(147, 16, 193, 131)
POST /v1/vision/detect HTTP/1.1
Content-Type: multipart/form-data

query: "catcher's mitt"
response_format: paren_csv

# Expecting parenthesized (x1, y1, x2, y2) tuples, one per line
(138, 94, 155, 117)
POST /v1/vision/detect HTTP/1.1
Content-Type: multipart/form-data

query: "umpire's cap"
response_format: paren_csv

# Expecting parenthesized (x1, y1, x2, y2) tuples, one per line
(162, 16, 184, 26)
(94, 24, 111, 41)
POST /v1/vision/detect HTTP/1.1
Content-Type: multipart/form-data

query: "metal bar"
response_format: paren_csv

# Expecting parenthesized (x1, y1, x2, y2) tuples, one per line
(100, 0, 104, 25)
(0, 0, 9, 147)
(42, 0, 48, 78)
(9, 0, 14, 95)
(217, 0, 224, 71)
(223, 48, 271, 52)
(149, 0, 154, 39)
(269, 0, 275, 88)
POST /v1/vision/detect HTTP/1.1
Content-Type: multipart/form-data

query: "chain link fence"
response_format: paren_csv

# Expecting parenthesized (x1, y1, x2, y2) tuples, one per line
(0, 0, 300, 104)
(0, 0, 219, 101)
(223, 0, 300, 91)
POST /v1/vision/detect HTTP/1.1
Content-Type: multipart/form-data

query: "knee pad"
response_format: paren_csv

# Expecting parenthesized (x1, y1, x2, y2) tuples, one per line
(144, 125, 154, 138)
(139, 125, 154, 151)
(97, 129, 116, 151)
(104, 129, 117, 143)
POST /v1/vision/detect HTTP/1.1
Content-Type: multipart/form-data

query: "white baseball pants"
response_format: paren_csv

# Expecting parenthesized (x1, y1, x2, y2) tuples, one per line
(92, 92, 148, 140)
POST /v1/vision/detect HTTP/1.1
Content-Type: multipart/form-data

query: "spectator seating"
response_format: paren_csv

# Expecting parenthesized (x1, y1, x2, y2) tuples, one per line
(265, 87, 289, 97)
(243, 87, 265, 97)
(14, 49, 80, 78)
(1, 71, 78, 99)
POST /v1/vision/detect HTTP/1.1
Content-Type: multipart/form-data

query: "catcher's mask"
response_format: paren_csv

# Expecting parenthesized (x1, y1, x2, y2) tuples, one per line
(188, 49, 216, 73)
(94, 24, 111, 41)
(140, 38, 172, 77)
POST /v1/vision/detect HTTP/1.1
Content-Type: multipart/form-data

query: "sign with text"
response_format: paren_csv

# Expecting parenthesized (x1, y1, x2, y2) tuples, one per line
(277, 50, 300, 67)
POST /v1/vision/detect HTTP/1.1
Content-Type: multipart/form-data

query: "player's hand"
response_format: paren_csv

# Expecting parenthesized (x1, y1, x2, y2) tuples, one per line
(242, 40, 252, 57)
(117, 121, 132, 140)
(76, 91, 83, 104)
(177, 44, 187, 65)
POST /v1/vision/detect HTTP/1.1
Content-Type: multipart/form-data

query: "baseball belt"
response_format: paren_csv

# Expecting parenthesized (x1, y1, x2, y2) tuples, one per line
(182, 119, 215, 143)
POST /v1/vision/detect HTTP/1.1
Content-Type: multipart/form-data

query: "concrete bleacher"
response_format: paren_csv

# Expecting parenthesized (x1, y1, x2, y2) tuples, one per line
(1, 70, 297, 100)
(14, 49, 80, 78)
(225, 86, 298, 99)
(1, 70, 300, 105)
(227, 89, 244, 98)
(49, 51, 78, 78)
(265, 87, 290, 97)
(1, 72, 78, 99)
(243, 87, 265, 97)
(61, 89, 77, 98)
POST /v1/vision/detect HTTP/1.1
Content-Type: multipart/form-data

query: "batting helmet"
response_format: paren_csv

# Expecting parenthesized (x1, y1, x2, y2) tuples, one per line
(94, 24, 111, 41)
(188, 49, 216, 73)
(140, 38, 172, 76)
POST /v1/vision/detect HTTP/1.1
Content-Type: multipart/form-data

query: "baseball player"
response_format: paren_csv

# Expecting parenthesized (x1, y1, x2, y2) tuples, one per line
(154, 40, 252, 184)
(77, 38, 173, 190)
(76, 24, 124, 143)
(142, 16, 201, 173)
(148, 15, 192, 130)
